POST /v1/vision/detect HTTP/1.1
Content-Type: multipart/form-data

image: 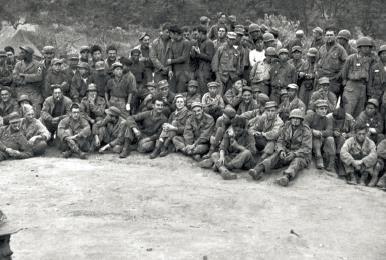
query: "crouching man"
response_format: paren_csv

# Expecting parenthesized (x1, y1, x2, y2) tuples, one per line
(249, 108, 312, 186)
(340, 123, 377, 186)
(57, 103, 91, 159)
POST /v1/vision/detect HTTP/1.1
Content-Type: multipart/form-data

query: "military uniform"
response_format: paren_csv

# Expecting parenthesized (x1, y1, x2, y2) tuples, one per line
(269, 61, 297, 104)
(106, 72, 137, 113)
(80, 96, 106, 125)
(94, 116, 127, 153)
(70, 73, 93, 103)
(356, 109, 384, 144)
(0, 124, 33, 160)
(20, 117, 51, 155)
(192, 37, 215, 94)
(40, 96, 72, 134)
(149, 36, 171, 83)
(308, 89, 337, 112)
(0, 98, 18, 125)
(298, 60, 316, 108)
(44, 70, 70, 98)
(224, 88, 242, 108)
(237, 99, 258, 115)
(57, 115, 92, 152)
(278, 96, 305, 122)
(326, 111, 355, 155)
(249, 59, 271, 95)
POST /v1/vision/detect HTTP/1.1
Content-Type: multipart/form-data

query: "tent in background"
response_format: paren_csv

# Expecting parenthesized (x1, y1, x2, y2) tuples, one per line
(0, 30, 42, 58)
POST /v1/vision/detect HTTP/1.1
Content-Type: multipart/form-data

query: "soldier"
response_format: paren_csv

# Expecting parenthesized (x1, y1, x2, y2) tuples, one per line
(289, 46, 306, 73)
(356, 99, 384, 144)
(286, 30, 306, 55)
(150, 23, 172, 83)
(278, 84, 305, 122)
(20, 104, 50, 155)
(127, 49, 145, 95)
(121, 96, 167, 157)
(237, 86, 258, 115)
(0, 112, 33, 161)
(44, 58, 69, 98)
(305, 100, 335, 170)
(248, 23, 262, 47)
(375, 139, 386, 189)
(96, 106, 127, 154)
(298, 47, 318, 108)
(209, 116, 256, 180)
(90, 45, 103, 70)
(269, 48, 297, 104)
(156, 79, 175, 118)
(342, 37, 378, 118)
(13, 46, 43, 116)
(208, 13, 229, 41)
(17, 94, 32, 117)
(224, 79, 244, 109)
(249, 47, 277, 95)
(201, 81, 225, 120)
(135, 32, 153, 84)
(0, 87, 18, 126)
(368, 45, 386, 104)
(104, 44, 119, 73)
(89, 61, 108, 99)
(80, 83, 106, 128)
(70, 62, 92, 103)
(212, 25, 227, 50)
(40, 85, 72, 135)
(182, 80, 201, 109)
(173, 101, 214, 160)
(79, 46, 90, 63)
(340, 123, 377, 185)
(105, 62, 137, 114)
(247, 101, 283, 161)
(4, 46, 16, 71)
(138, 82, 157, 113)
(0, 51, 12, 88)
(310, 27, 324, 50)
(336, 30, 357, 56)
(40, 46, 55, 81)
(316, 30, 347, 97)
(212, 32, 242, 94)
(263, 33, 277, 50)
(249, 109, 312, 186)
(308, 77, 337, 113)
(0, 210, 21, 260)
(57, 103, 91, 159)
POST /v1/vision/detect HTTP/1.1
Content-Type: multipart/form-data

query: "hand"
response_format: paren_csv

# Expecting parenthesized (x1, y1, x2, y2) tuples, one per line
(99, 144, 110, 153)
(125, 103, 131, 112)
(286, 152, 296, 161)
(168, 70, 173, 80)
(313, 130, 322, 137)
(94, 135, 101, 148)
(166, 59, 172, 65)
(185, 144, 195, 153)
(353, 160, 363, 170)
(90, 119, 95, 124)
(194, 46, 200, 54)
(133, 128, 141, 138)
(5, 148, 20, 157)
(217, 155, 225, 166)
(299, 72, 306, 78)
(254, 131, 262, 136)
(279, 151, 286, 160)
(67, 134, 78, 141)
(369, 128, 377, 134)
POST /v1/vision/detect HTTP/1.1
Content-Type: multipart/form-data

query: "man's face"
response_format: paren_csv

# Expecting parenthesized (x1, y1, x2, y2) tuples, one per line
(365, 104, 376, 116)
(313, 31, 322, 40)
(6, 52, 14, 61)
(79, 68, 88, 77)
(250, 31, 260, 40)
(141, 36, 150, 48)
(175, 97, 185, 110)
(218, 28, 226, 39)
(191, 30, 200, 41)
(25, 110, 35, 121)
(265, 41, 275, 48)
(279, 53, 288, 62)
(359, 46, 371, 56)
(208, 86, 218, 96)
(0, 90, 10, 102)
(92, 51, 102, 61)
(183, 31, 190, 40)
(192, 106, 203, 119)
(108, 114, 118, 124)
(325, 31, 336, 43)
(227, 38, 236, 46)
(233, 126, 244, 137)
(161, 29, 170, 40)
(113, 67, 123, 77)
(252, 90, 260, 100)
(52, 63, 61, 72)
(44, 52, 54, 61)
(187, 85, 197, 94)
(131, 52, 140, 62)
(316, 106, 328, 117)
(10, 120, 21, 131)
(292, 51, 302, 60)
(53, 88, 63, 101)
(242, 91, 252, 103)
(19, 50, 27, 60)
(87, 90, 97, 100)
(107, 50, 117, 61)
(337, 38, 347, 46)
(320, 83, 329, 93)
(153, 100, 164, 113)
(380, 52, 386, 62)
(290, 118, 301, 127)
(266, 107, 277, 120)
(147, 87, 156, 95)
(0, 234, 13, 260)
(80, 51, 88, 60)
(288, 88, 297, 99)
(71, 108, 80, 120)
(219, 15, 227, 24)
(159, 86, 169, 97)
(356, 129, 367, 143)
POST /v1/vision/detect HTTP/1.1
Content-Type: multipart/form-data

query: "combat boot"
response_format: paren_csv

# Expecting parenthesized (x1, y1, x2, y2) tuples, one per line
(62, 150, 72, 158)
(119, 139, 131, 158)
(66, 139, 83, 158)
(248, 165, 264, 180)
(149, 140, 162, 159)
(347, 172, 358, 185)
(368, 174, 379, 187)
(219, 166, 237, 180)
(202, 146, 215, 159)
(276, 174, 290, 187)
(326, 157, 336, 173)
(159, 139, 170, 157)
(376, 175, 386, 190)
(199, 158, 214, 169)
(359, 172, 368, 186)
(315, 156, 324, 169)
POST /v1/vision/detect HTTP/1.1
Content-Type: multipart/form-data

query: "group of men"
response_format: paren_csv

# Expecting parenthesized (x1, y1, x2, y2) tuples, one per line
(1, 12, 386, 189)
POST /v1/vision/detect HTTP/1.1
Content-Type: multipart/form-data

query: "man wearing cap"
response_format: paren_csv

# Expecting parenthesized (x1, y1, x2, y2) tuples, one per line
(20, 104, 51, 155)
(234, 25, 250, 79)
(17, 94, 32, 117)
(263, 33, 277, 50)
(79, 46, 90, 63)
(248, 23, 262, 46)
(191, 26, 215, 94)
(44, 58, 69, 98)
(240, 93, 270, 122)
(289, 46, 305, 73)
(58, 103, 91, 159)
(269, 48, 297, 104)
(95, 106, 127, 154)
(237, 86, 258, 115)
(156, 79, 175, 118)
(249, 108, 312, 186)
(298, 47, 318, 108)
(70, 62, 91, 103)
(80, 83, 106, 128)
(104, 45, 119, 73)
(337, 30, 357, 56)
(224, 79, 244, 108)
(247, 101, 284, 161)
(199, 16, 210, 29)
(121, 96, 167, 157)
(40, 46, 55, 78)
(342, 36, 378, 118)
(40, 84, 72, 135)
(311, 27, 325, 50)
(105, 62, 137, 114)
(0, 51, 12, 88)
(150, 23, 172, 83)
(182, 80, 201, 109)
(305, 99, 335, 170)
(368, 45, 386, 105)
(0, 112, 33, 161)
(0, 210, 21, 259)
(356, 99, 384, 144)
(0, 87, 18, 126)
(173, 101, 214, 160)
(285, 30, 305, 57)
(212, 31, 243, 94)
(250, 47, 277, 95)
(202, 81, 224, 120)
(340, 122, 377, 185)
(134, 32, 153, 84)
(316, 30, 348, 97)
(138, 82, 157, 113)
(308, 77, 337, 113)
(89, 60, 108, 99)
(13, 46, 43, 116)
(278, 84, 305, 122)
(212, 25, 227, 50)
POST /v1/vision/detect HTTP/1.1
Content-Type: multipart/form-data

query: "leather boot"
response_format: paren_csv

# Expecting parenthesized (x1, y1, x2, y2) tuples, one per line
(326, 156, 336, 172)
(62, 150, 72, 158)
(376, 175, 386, 190)
(359, 172, 368, 186)
(248, 164, 264, 181)
(315, 156, 324, 169)
(149, 140, 162, 159)
(219, 166, 237, 180)
(276, 174, 290, 187)
(119, 138, 131, 158)
(368, 174, 379, 187)
(66, 139, 85, 159)
(347, 172, 358, 185)
(202, 146, 215, 159)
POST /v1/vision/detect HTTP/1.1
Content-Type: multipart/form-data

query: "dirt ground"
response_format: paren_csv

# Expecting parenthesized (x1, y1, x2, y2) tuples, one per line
(1, 149, 386, 260)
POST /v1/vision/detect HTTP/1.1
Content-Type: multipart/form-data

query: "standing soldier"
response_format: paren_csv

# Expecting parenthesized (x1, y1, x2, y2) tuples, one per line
(104, 45, 119, 73)
(337, 30, 357, 56)
(308, 77, 337, 113)
(4, 46, 16, 71)
(40, 46, 55, 80)
(0, 51, 12, 88)
(277, 84, 305, 122)
(44, 58, 69, 98)
(89, 61, 108, 100)
(212, 25, 227, 50)
(289, 46, 306, 74)
(310, 27, 324, 50)
(342, 37, 378, 118)
(150, 23, 172, 83)
(135, 33, 153, 84)
(208, 13, 229, 41)
(249, 47, 277, 95)
(298, 48, 318, 108)
(368, 45, 386, 104)
(13, 46, 43, 116)
(90, 45, 103, 70)
(70, 62, 92, 103)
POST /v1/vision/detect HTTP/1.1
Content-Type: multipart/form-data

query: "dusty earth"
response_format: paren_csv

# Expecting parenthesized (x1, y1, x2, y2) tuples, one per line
(1, 149, 386, 260)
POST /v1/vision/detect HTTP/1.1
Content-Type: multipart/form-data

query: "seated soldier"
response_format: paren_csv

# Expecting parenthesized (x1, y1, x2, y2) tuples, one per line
(209, 116, 257, 180)
(202, 81, 225, 120)
(138, 82, 157, 113)
(248, 101, 283, 161)
(249, 109, 312, 186)
(40, 85, 72, 135)
(182, 80, 201, 110)
(308, 77, 337, 113)
(44, 58, 69, 98)
(223, 79, 244, 108)
(17, 94, 33, 117)
(120, 96, 167, 158)
(20, 104, 51, 155)
(240, 93, 269, 121)
(375, 139, 386, 189)
(356, 98, 384, 144)
(340, 123, 377, 186)
(203, 105, 237, 159)
(0, 87, 18, 126)
(173, 101, 214, 161)
(80, 83, 106, 128)
(57, 103, 91, 159)
(237, 86, 258, 115)
(157, 80, 176, 118)
(0, 112, 33, 161)
(278, 84, 305, 122)
(96, 106, 127, 154)
(150, 94, 191, 159)
(304, 99, 335, 170)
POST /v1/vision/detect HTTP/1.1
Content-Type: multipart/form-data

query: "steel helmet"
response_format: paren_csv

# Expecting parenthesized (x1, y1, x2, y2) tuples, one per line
(337, 30, 351, 41)
(356, 37, 373, 48)
(289, 109, 305, 120)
